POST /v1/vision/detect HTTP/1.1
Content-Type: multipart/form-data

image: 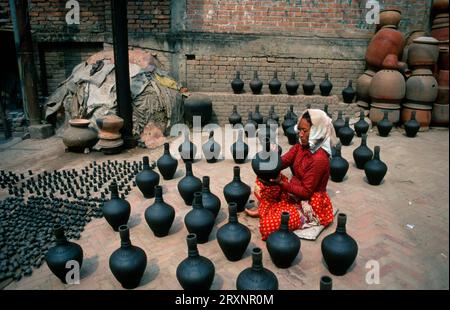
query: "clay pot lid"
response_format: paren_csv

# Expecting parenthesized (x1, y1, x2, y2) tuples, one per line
(69, 119, 90, 127)
(403, 102, 433, 110)
(371, 102, 401, 109)
(413, 36, 440, 44)
(380, 8, 402, 14)
(410, 68, 434, 76)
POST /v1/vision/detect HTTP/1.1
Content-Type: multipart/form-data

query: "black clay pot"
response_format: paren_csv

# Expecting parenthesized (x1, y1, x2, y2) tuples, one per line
(202, 176, 221, 218)
(330, 144, 349, 183)
(157, 143, 178, 180)
(244, 112, 257, 138)
(269, 105, 279, 123)
(136, 156, 160, 198)
(231, 129, 249, 164)
(231, 71, 244, 94)
(109, 225, 147, 289)
(333, 111, 345, 136)
(236, 247, 279, 290)
(338, 117, 354, 146)
(282, 117, 297, 136)
(284, 104, 298, 123)
(286, 72, 299, 95)
(102, 182, 131, 231)
(177, 162, 202, 205)
(321, 213, 358, 276)
(354, 111, 369, 137)
(320, 73, 333, 96)
(269, 71, 282, 94)
(323, 104, 332, 118)
(353, 134, 373, 170)
(144, 186, 175, 237)
(249, 71, 263, 94)
(202, 131, 221, 163)
(404, 111, 420, 138)
(252, 137, 282, 183)
(229, 105, 242, 126)
(252, 105, 264, 124)
(266, 212, 301, 268)
(216, 203, 251, 261)
(184, 192, 215, 244)
(364, 146, 387, 186)
(302, 71, 315, 95)
(286, 126, 298, 145)
(45, 224, 83, 284)
(223, 166, 251, 213)
(377, 111, 393, 137)
(178, 131, 197, 163)
(342, 80, 356, 103)
(184, 94, 212, 126)
(320, 276, 333, 290)
(176, 233, 215, 290)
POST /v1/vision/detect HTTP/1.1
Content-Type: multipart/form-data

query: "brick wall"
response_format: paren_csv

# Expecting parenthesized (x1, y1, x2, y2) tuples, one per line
(186, 0, 431, 35)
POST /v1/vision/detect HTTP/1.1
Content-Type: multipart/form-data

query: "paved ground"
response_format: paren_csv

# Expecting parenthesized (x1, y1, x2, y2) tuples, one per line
(0, 125, 448, 290)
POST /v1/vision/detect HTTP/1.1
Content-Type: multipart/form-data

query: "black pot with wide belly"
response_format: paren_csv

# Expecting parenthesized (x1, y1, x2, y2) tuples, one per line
(223, 166, 251, 212)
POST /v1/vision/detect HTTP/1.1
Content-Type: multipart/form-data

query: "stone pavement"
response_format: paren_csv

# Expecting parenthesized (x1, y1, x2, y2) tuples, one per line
(0, 126, 448, 290)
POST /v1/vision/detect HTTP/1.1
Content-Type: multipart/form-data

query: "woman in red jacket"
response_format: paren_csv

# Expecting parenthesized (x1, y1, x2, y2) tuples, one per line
(246, 109, 337, 240)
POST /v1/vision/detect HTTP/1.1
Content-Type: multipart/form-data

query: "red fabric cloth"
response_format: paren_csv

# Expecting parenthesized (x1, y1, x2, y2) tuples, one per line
(255, 144, 334, 240)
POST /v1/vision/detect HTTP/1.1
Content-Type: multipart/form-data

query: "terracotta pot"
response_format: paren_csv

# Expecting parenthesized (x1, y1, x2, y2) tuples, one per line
(405, 30, 428, 47)
(369, 69, 406, 103)
(437, 86, 449, 104)
(438, 70, 449, 86)
(408, 37, 440, 68)
(369, 103, 401, 124)
(433, 17, 449, 26)
(438, 47, 449, 70)
(62, 119, 98, 152)
(431, 103, 449, 125)
(356, 70, 376, 102)
(401, 103, 432, 130)
(96, 115, 124, 140)
(431, 24, 449, 41)
(382, 54, 399, 69)
(432, 0, 449, 12)
(406, 69, 438, 103)
(378, 9, 402, 29)
(366, 28, 405, 70)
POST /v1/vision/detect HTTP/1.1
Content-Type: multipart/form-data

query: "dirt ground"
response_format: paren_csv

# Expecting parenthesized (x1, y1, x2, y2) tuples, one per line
(0, 126, 448, 290)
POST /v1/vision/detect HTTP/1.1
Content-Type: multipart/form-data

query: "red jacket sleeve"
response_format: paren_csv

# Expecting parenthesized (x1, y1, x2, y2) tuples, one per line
(281, 144, 300, 170)
(281, 153, 329, 200)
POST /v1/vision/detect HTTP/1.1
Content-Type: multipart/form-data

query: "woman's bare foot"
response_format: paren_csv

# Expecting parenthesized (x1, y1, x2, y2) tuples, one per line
(245, 207, 260, 218)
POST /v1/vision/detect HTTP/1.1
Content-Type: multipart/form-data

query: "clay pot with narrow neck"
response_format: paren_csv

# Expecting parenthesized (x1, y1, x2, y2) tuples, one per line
(377, 111, 393, 137)
(202, 131, 221, 163)
(302, 71, 315, 95)
(269, 71, 282, 94)
(231, 129, 249, 164)
(157, 142, 178, 180)
(364, 146, 388, 185)
(249, 71, 263, 94)
(136, 156, 160, 198)
(223, 166, 251, 212)
(252, 137, 282, 182)
(178, 130, 197, 163)
(320, 73, 333, 96)
(333, 111, 345, 135)
(286, 125, 298, 145)
(404, 111, 421, 137)
(177, 162, 202, 205)
(228, 105, 242, 126)
(330, 144, 349, 182)
(338, 117, 354, 146)
(184, 192, 215, 244)
(201, 176, 221, 218)
(144, 185, 175, 237)
(353, 134, 373, 169)
(231, 71, 244, 94)
(244, 112, 257, 138)
(102, 182, 131, 231)
(342, 80, 356, 103)
(252, 105, 264, 124)
(286, 72, 299, 95)
(320, 276, 333, 290)
(284, 104, 298, 122)
(63, 118, 98, 152)
(236, 247, 279, 290)
(354, 111, 370, 137)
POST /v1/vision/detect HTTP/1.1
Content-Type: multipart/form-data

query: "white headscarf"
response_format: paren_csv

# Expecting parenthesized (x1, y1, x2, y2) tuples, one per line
(295, 109, 338, 156)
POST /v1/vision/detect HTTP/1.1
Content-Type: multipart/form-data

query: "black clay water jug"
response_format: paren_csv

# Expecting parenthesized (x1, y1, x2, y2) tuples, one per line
(282, 116, 297, 136)
(286, 71, 299, 95)
(320, 73, 333, 96)
(216, 203, 251, 261)
(284, 104, 298, 122)
(269, 71, 282, 94)
(176, 233, 215, 290)
(244, 112, 257, 138)
(353, 134, 373, 170)
(231, 71, 244, 94)
(342, 80, 356, 103)
(236, 247, 279, 290)
(377, 111, 393, 137)
(323, 103, 332, 118)
(202, 176, 221, 218)
(109, 225, 147, 289)
(45, 224, 83, 284)
(178, 162, 202, 205)
(252, 137, 282, 183)
(102, 182, 131, 231)
(404, 111, 420, 138)
(269, 105, 279, 123)
(184, 192, 215, 244)
(320, 276, 333, 290)
(252, 105, 264, 124)
(354, 111, 369, 137)
(223, 166, 251, 212)
(157, 142, 178, 180)
(302, 70, 315, 95)
(249, 71, 263, 94)
(231, 129, 249, 164)
(338, 117, 354, 146)
(202, 131, 221, 163)
(364, 146, 387, 186)
(266, 212, 301, 268)
(286, 125, 298, 145)
(321, 213, 358, 276)
(136, 156, 160, 198)
(330, 144, 349, 182)
(229, 105, 242, 126)
(178, 130, 197, 162)
(144, 185, 175, 237)
(333, 111, 345, 136)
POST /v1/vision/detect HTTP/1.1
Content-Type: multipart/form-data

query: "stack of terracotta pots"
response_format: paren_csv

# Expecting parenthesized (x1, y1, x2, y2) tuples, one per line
(96, 115, 124, 154)
(430, 0, 449, 41)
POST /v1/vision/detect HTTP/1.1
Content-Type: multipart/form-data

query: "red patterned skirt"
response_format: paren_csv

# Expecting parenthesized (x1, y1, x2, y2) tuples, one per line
(254, 175, 334, 241)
